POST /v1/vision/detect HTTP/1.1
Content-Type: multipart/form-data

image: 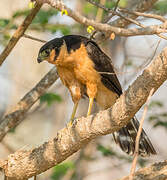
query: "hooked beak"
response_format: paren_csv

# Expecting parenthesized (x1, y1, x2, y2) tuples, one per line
(37, 53, 46, 63)
(37, 57, 43, 63)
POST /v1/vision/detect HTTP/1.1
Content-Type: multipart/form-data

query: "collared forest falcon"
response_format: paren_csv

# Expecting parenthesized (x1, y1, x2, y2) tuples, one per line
(37, 35, 156, 156)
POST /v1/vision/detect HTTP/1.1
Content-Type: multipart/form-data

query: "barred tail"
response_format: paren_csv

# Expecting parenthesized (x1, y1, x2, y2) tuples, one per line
(113, 117, 156, 157)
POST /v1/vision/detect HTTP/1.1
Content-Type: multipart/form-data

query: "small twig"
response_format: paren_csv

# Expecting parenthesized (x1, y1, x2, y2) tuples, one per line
(119, 9, 167, 23)
(89, 0, 120, 39)
(40, 0, 167, 37)
(87, 0, 140, 25)
(94, 0, 159, 41)
(0, 3, 42, 66)
(87, 0, 167, 40)
(129, 88, 155, 180)
(23, 34, 47, 43)
(104, 0, 120, 22)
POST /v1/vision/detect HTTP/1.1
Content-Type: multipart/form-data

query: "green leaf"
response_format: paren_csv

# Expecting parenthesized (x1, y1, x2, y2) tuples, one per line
(12, 10, 30, 18)
(149, 100, 163, 108)
(149, 115, 159, 121)
(138, 158, 147, 167)
(160, 113, 167, 118)
(40, 93, 62, 106)
(105, 1, 115, 9)
(9, 127, 16, 133)
(83, 3, 97, 16)
(153, 121, 167, 129)
(154, 0, 167, 15)
(125, 59, 133, 66)
(51, 161, 75, 180)
(46, 25, 71, 35)
(97, 144, 116, 156)
(0, 19, 9, 27)
(119, 0, 128, 8)
(33, 9, 58, 25)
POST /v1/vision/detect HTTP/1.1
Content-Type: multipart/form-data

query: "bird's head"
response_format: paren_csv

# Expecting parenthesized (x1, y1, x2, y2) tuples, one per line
(37, 37, 67, 64)
(37, 35, 88, 65)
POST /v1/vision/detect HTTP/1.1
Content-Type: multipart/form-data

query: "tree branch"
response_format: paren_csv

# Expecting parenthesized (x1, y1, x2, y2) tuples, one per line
(0, 67, 58, 141)
(94, 0, 159, 41)
(119, 9, 167, 23)
(36, 0, 167, 36)
(1, 45, 167, 179)
(39, 0, 167, 37)
(121, 160, 167, 180)
(0, 2, 42, 66)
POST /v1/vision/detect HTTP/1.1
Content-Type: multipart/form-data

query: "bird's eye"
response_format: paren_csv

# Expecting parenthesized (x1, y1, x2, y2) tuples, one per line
(45, 49, 50, 54)
(41, 49, 50, 57)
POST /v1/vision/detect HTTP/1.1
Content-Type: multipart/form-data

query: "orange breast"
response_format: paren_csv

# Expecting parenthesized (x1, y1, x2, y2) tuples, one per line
(55, 43, 118, 109)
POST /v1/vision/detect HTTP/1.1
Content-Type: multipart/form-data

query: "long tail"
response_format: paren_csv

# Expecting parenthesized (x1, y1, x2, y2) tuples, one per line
(113, 117, 156, 157)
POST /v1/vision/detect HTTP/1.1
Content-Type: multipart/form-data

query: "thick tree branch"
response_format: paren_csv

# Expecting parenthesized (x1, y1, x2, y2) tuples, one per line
(0, 3, 42, 66)
(1, 46, 167, 179)
(121, 160, 167, 180)
(0, 67, 58, 141)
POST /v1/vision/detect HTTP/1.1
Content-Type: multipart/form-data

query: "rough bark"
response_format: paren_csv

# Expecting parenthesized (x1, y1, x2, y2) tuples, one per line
(121, 160, 167, 180)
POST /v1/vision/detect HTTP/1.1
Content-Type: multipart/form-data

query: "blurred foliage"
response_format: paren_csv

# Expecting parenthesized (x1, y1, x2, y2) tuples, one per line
(153, 0, 167, 15)
(0, 8, 71, 46)
(149, 100, 163, 109)
(84, 0, 128, 20)
(83, 2, 97, 17)
(148, 100, 167, 130)
(97, 144, 147, 167)
(8, 127, 16, 133)
(40, 92, 62, 106)
(51, 161, 75, 180)
(125, 59, 133, 66)
(149, 113, 167, 129)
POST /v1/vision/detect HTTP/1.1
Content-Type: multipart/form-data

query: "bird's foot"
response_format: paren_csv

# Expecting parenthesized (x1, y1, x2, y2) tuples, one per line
(66, 119, 74, 128)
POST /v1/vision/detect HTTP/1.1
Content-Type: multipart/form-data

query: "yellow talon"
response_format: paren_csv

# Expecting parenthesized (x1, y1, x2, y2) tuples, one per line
(87, 97, 94, 116)
(61, 9, 68, 16)
(69, 102, 78, 125)
(87, 26, 95, 34)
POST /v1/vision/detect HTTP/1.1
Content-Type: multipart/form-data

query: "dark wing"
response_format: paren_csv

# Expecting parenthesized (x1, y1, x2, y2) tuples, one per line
(85, 40, 122, 96)
(84, 39, 156, 157)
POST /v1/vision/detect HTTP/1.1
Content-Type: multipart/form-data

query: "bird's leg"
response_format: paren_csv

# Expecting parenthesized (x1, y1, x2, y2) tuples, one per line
(68, 84, 81, 126)
(87, 98, 94, 116)
(69, 101, 79, 126)
(86, 83, 97, 116)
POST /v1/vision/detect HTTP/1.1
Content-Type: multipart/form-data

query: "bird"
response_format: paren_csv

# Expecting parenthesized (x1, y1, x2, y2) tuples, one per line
(37, 35, 156, 157)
